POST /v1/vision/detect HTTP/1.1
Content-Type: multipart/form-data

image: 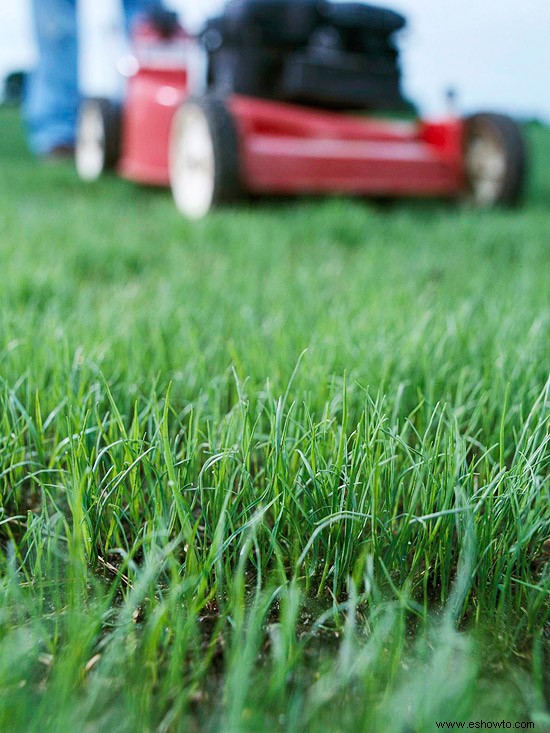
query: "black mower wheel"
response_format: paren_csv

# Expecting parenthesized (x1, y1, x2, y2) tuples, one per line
(464, 113, 526, 207)
(169, 96, 242, 220)
(75, 98, 121, 182)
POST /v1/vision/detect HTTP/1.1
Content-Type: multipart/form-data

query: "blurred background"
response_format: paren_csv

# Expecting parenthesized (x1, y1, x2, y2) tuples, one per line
(1, 0, 549, 120)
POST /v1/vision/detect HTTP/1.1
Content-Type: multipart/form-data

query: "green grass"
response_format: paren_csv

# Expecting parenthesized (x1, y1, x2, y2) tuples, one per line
(0, 107, 549, 732)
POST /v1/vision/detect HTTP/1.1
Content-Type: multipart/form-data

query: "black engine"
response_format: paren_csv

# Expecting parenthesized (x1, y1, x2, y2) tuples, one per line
(202, 0, 409, 112)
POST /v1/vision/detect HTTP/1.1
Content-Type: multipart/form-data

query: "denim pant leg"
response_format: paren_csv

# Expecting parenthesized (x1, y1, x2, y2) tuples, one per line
(122, 0, 163, 32)
(24, 0, 79, 155)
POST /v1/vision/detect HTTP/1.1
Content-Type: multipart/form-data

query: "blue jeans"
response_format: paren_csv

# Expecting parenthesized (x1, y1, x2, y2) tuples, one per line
(25, 0, 160, 154)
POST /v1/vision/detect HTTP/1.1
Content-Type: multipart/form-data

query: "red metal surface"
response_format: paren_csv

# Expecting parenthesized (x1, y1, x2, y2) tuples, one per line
(229, 96, 466, 197)
(118, 22, 192, 186)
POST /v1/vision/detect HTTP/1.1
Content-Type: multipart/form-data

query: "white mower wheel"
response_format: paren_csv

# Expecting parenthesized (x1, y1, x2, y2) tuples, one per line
(169, 96, 242, 220)
(76, 98, 121, 182)
(464, 113, 526, 207)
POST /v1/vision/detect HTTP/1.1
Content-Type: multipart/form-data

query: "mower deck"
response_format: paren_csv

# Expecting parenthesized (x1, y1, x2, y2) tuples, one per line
(118, 86, 465, 200)
(229, 96, 465, 197)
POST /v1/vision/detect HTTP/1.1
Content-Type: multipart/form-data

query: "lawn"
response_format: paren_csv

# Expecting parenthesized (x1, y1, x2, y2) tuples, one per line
(0, 107, 549, 732)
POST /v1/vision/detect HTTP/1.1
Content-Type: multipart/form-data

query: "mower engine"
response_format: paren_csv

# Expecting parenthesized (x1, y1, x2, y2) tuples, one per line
(203, 0, 410, 111)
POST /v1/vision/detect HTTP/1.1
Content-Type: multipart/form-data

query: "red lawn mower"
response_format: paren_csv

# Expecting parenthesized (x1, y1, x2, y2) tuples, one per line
(76, 1, 527, 220)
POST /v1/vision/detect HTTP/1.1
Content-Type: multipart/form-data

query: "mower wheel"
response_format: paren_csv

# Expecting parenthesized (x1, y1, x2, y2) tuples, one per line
(169, 96, 242, 220)
(464, 113, 526, 207)
(76, 98, 121, 182)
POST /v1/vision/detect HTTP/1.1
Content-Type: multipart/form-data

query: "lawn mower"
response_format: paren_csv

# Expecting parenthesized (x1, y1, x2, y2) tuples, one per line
(76, 1, 527, 220)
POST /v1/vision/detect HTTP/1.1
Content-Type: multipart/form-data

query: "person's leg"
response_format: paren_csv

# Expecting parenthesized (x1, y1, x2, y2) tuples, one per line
(122, 0, 163, 33)
(24, 0, 79, 155)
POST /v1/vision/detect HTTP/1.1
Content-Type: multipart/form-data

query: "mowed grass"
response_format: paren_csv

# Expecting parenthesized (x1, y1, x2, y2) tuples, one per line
(0, 107, 549, 732)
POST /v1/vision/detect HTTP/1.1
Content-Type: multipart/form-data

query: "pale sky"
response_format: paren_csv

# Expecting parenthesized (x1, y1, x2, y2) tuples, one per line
(1, 0, 548, 120)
